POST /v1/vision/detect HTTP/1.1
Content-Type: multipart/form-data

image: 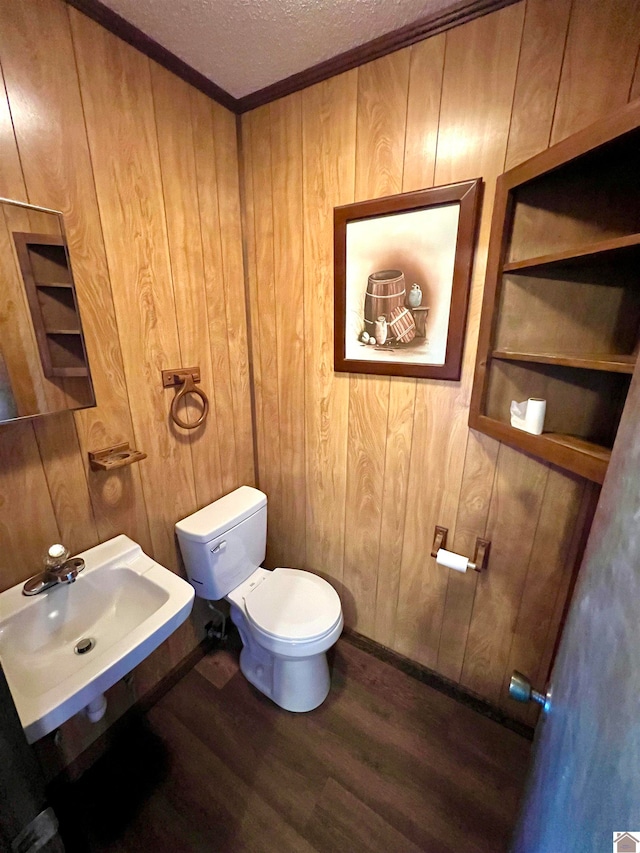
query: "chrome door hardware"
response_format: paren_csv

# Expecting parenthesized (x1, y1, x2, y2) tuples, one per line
(509, 670, 552, 713)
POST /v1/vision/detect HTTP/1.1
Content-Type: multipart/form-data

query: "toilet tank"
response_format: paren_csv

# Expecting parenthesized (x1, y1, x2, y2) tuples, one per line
(175, 486, 267, 600)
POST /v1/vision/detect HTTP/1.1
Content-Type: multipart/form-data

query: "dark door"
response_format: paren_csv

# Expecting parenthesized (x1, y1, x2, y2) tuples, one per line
(512, 361, 640, 850)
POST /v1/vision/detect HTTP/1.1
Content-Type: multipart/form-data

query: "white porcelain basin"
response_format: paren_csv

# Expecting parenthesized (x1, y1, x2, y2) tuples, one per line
(0, 535, 194, 743)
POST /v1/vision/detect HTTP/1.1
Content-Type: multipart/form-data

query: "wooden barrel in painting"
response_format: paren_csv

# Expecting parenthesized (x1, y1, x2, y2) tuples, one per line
(389, 306, 416, 343)
(364, 270, 406, 334)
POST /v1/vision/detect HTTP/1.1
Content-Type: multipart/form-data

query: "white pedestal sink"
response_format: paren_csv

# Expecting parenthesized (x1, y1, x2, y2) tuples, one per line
(0, 535, 195, 743)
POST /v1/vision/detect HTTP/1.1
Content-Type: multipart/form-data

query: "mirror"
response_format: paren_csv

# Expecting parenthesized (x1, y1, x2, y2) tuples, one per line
(0, 198, 95, 424)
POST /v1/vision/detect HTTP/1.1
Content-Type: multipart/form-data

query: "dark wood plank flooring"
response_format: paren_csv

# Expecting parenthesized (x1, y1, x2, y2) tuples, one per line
(51, 639, 530, 852)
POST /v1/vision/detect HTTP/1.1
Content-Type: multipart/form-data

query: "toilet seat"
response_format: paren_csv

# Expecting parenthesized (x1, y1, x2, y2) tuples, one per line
(244, 568, 342, 642)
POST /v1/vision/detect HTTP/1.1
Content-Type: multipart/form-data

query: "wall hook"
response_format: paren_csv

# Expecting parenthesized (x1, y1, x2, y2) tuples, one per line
(162, 367, 209, 430)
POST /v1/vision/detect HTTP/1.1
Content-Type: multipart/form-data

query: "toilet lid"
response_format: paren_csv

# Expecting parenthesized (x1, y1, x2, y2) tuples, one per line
(244, 568, 342, 641)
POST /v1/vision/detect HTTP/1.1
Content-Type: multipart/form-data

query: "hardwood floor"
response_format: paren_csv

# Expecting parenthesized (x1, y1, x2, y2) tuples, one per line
(50, 638, 530, 853)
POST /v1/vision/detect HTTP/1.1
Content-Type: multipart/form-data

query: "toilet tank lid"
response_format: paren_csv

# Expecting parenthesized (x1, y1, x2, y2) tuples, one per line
(175, 486, 267, 543)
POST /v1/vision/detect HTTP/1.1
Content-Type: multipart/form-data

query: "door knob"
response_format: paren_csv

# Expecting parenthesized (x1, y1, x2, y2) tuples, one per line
(509, 670, 551, 712)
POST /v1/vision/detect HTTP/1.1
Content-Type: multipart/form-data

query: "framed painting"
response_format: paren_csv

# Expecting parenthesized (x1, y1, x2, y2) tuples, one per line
(334, 179, 482, 380)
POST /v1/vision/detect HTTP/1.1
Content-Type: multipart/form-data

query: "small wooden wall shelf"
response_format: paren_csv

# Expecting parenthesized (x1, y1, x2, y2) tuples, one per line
(13, 232, 90, 379)
(470, 100, 640, 484)
(89, 442, 147, 471)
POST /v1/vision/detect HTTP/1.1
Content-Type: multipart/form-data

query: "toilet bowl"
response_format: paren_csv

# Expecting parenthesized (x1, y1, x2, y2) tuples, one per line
(175, 486, 343, 712)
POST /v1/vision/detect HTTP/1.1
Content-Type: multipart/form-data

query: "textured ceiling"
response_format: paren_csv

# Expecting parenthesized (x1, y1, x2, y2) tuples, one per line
(100, 0, 462, 99)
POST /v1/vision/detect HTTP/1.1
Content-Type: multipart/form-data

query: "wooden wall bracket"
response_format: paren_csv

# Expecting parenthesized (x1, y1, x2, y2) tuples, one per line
(89, 441, 147, 471)
(469, 538, 491, 573)
(161, 367, 201, 387)
(431, 526, 448, 558)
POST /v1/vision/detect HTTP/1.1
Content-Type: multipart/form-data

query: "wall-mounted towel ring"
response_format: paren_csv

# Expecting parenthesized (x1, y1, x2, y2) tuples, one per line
(162, 367, 209, 430)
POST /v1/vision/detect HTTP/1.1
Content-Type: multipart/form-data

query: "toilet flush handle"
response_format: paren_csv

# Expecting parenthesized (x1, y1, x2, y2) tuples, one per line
(210, 540, 227, 554)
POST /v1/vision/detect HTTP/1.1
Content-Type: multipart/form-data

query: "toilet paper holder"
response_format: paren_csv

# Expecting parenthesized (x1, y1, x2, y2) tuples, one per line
(430, 526, 490, 573)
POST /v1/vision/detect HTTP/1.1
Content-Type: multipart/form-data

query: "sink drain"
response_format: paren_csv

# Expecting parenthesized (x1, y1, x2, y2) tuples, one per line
(74, 638, 95, 655)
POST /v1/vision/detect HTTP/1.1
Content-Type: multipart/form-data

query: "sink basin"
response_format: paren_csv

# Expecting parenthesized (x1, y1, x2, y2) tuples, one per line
(0, 535, 194, 743)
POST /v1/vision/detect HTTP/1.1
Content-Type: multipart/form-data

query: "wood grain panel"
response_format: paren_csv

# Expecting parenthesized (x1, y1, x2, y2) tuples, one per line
(239, 116, 266, 494)
(189, 88, 239, 497)
(343, 375, 389, 631)
(32, 412, 99, 554)
(500, 468, 586, 722)
(354, 51, 410, 202)
(461, 445, 548, 703)
(403, 35, 446, 193)
(211, 103, 255, 489)
(302, 72, 357, 588)
(0, 422, 60, 592)
(373, 378, 416, 647)
(269, 93, 306, 568)
(551, 0, 640, 144)
(344, 53, 409, 633)
(70, 9, 196, 571)
(0, 0, 152, 551)
(150, 62, 222, 506)
(244, 105, 284, 567)
(504, 0, 572, 170)
(437, 430, 499, 681)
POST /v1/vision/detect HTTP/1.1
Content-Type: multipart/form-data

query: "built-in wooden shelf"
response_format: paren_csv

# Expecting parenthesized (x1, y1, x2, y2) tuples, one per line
(475, 415, 610, 484)
(504, 232, 640, 272)
(12, 232, 91, 380)
(470, 100, 640, 483)
(492, 349, 636, 374)
(38, 281, 74, 289)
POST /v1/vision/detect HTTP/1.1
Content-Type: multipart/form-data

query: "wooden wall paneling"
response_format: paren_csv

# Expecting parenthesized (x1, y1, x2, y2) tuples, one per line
(353, 51, 410, 201)
(0, 0, 152, 552)
(189, 89, 239, 497)
(301, 72, 357, 590)
(436, 430, 499, 681)
(0, 422, 61, 592)
(393, 378, 469, 666)
(150, 62, 222, 507)
(32, 412, 99, 554)
(70, 10, 197, 571)
(210, 103, 255, 489)
(244, 106, 285, 567)
(343, 53, 409, 633)
(394, 4, 525, 669)
(402, 36, 446, 193)
(343, 374, 389, 631)
(504, 0, 572, 170)
(550, 0, 640, 144)
(499, 468, 586, 723)
(461, 445, 548, 703)
(373, 377, 416, 646)
(373, 37, 446, 648)
(239, 117, 266, 495)
(269, 93, 306, 568)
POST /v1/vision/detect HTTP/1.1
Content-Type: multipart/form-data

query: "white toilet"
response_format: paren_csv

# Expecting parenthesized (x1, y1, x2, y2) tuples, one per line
(175, 486, 343, 712)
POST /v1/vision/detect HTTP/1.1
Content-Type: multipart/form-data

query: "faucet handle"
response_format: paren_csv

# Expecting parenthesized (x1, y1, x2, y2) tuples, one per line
(46, 544, 70, 568)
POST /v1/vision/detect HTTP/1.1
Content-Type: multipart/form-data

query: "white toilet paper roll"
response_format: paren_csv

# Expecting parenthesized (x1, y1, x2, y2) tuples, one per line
(525, 398, 546, 435)
(436, 548, 468, 573)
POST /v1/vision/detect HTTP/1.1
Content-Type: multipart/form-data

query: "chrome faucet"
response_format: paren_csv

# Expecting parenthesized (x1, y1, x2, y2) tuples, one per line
(22, 544, 85, 596)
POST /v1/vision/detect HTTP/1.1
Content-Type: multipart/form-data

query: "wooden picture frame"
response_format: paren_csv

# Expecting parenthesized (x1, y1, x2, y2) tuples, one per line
(334, 179, 482, 380)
